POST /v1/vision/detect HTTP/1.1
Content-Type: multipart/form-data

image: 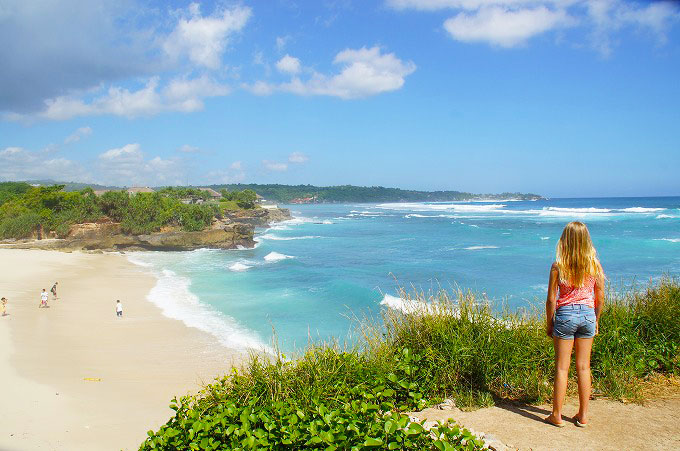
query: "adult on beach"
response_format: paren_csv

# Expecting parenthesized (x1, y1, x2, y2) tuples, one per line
(1, 297, 7, 316)
(545, 221, 605, 428)
(51, 282, 58, 299)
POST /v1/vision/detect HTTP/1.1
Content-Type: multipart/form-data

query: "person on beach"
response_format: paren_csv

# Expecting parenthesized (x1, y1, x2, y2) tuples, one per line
(545, 221, 605, 428)
(1, 297, 7, 316)
(40, 289, 49, 308)
(116, 300, 123, 317)
(51, 282, 58, 299)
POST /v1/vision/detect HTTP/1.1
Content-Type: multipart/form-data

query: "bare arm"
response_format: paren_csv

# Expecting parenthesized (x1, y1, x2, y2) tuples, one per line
(545, 263, 559, 337)
(594, 270, 605, 334)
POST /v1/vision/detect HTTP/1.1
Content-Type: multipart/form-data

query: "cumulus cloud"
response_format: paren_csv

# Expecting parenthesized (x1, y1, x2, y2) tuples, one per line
(386, 0, 679, 52)
(250, 46, 416, 99)
(1, 2, 246, 120)
(97, 143, 184, 186)
(276, 55, 302, 74)
(230, 161, 243, 170)
(288, 152, 309, 163)
(0, 146, 90, 182)
(12, 75, 230, 121)
(444, 6, 571, 47)
(163, 3, 252, 69)
(64, 126, 93, 144)
(263, 160, 288, 172)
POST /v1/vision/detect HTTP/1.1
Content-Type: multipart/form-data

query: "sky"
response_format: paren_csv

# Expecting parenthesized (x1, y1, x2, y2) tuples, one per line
(1, 0, 679, 198)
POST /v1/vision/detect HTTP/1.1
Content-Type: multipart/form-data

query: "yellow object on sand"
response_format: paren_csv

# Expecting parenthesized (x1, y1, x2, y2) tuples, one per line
(83, 377, 102, 382)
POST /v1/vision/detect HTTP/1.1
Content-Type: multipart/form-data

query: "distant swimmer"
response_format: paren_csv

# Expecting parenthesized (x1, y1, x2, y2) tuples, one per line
(51, 282, 58, 299)
(40, 289, 49, 308)
(1, 297, 7, 316)
(116, 300, 123, 317)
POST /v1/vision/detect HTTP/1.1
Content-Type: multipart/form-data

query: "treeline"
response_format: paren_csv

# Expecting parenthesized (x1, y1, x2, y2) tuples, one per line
(0, 183, 256, 240)
(209, 183, 543, 203)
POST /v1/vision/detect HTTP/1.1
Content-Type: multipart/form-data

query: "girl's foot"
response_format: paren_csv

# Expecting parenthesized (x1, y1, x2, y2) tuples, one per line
(573, 415, 588, 427)
(545, 414, 565, 427)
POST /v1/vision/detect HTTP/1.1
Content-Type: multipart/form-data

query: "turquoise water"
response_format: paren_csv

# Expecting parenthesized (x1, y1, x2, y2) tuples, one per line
(128, 197, 680, 353)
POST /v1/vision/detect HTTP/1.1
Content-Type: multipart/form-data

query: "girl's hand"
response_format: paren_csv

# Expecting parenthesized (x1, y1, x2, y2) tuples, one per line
(546, 323, 553, 337)
(595, 320, 599, 336)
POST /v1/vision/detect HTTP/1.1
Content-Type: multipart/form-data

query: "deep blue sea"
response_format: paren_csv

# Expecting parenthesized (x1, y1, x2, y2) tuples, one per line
(128, 197, 680, 353)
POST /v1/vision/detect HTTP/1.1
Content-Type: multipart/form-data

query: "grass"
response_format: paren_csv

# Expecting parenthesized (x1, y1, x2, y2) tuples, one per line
(140, 277, 680, 449)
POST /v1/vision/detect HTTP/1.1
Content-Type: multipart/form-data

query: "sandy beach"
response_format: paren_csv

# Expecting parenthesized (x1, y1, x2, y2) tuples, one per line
(0, 249, 244, 451)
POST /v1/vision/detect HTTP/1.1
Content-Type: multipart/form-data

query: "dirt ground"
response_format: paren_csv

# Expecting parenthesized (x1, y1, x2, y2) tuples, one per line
(416, 396, 680, 451)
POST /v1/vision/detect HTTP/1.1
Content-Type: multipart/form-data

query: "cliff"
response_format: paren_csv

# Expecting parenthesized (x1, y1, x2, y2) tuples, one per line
(0, 208, 291, 252)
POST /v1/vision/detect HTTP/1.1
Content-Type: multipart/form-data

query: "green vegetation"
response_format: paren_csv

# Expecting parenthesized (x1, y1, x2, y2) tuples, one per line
(0, 184, 258, 240)
(210, 183, 543, 204)
(141, 278, 679, 450)
(220, 188, 258, 209)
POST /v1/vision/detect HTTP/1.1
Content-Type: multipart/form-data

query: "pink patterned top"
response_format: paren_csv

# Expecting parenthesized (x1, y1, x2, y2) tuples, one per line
(556, 274, 596, 309)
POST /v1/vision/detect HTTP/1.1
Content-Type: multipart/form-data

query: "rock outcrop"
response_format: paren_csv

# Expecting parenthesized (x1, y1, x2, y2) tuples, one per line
(220, 207, 291, 227)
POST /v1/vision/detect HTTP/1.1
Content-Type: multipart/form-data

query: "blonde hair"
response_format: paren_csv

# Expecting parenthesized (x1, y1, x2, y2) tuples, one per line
(555, 221, 603, 287)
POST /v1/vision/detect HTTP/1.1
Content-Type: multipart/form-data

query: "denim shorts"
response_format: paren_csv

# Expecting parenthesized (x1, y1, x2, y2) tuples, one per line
(553, 304, 596, 339)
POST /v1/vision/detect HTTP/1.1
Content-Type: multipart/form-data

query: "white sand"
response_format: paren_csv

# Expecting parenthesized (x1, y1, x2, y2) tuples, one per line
(0, 249, 244, 451)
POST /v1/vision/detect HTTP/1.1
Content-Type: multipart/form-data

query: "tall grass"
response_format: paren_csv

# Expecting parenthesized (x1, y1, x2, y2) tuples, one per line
(140, 277, 680, 449)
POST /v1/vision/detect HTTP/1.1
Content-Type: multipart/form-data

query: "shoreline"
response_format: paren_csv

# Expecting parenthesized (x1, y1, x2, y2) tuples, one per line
(0, 249, 244, 451)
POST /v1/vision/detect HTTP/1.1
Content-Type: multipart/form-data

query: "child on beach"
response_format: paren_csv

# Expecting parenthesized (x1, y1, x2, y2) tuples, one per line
(39, 289, 49, 308)
(116, 300, 123, 317)
(545, 221, 605, 428)
(1, 297, 7, 316)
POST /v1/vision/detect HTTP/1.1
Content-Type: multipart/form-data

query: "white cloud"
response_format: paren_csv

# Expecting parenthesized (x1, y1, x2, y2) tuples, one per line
(0, 146, 90, 182)
(64, 126, 93, 144)
(251, 46, 416, 99)
(207, 162, 245, 183)
(97, 143, 183, 186)
(230, 161, 243, 170)
(263, 160, 288, 172)
(276, 55, 302, 74)
(444, 6, 571, 47)
(179, 144, 200, 153)
(163, 3, 252, 69)
(276, 35, 291, 52)
(12, 75, 230, 121)
(288, 152, 309, 163)
(387, 0, 679, 53)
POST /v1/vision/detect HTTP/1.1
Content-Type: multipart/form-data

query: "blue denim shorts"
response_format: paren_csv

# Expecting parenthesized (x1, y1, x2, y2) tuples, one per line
(553, 304, 596, 340)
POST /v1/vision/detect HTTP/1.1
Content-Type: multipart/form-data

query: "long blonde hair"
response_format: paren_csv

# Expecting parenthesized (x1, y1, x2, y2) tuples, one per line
(555, 221, 603, 287)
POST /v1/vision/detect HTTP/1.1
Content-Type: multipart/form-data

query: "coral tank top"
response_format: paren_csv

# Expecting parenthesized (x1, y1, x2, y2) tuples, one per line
(557, 274, 596, 309)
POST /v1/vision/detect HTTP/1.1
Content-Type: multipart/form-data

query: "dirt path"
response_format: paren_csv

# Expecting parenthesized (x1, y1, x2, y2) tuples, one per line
(416, 397, 680, 451)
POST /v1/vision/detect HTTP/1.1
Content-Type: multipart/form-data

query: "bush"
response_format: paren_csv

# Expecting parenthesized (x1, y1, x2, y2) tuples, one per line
(142, 278, 680, 449)
(0, 210, 42, 239)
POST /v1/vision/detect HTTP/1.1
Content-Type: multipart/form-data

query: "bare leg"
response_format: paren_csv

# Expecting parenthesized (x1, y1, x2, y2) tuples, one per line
(547, 337, 574, 425)
(574, 337, 594, 424)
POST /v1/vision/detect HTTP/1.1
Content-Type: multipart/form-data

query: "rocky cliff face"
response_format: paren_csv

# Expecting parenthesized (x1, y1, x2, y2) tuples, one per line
(220, 207, 291, 228)
(2, 223, 255, 252)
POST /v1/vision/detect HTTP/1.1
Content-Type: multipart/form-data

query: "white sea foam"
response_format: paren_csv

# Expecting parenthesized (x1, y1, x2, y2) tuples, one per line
(380, 294, 455, 316)
(259, 234, 321, 241)
(540, 236, 550, 240)
(229, 262, 252, 272)
(656, 214, 676, 219)
(654, 238, 680, 243)
(405, 214, 431, 218)
(127, 260, 270, 353)
(264, 251, 294, 262)
(377, 202, 506, 213)
(619, 207, 665, 213)
(468, 224, 479, 228)
(464, 245, 499, 250)
(322, 220, 334, 224)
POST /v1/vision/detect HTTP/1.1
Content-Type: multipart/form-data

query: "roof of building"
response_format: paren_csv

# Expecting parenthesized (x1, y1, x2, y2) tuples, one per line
(198, 187, 222, 198)
(127, 187, 155, 193)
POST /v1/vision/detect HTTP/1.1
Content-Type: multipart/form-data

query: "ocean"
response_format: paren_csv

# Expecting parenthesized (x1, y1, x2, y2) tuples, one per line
(127, 197, 680, 354)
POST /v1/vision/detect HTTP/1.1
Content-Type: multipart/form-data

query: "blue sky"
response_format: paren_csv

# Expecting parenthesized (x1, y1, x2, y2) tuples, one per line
(1, 0, 679, 197)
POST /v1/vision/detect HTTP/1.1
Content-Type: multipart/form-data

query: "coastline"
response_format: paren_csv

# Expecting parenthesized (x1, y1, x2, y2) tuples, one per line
(0, 249, 244, 451)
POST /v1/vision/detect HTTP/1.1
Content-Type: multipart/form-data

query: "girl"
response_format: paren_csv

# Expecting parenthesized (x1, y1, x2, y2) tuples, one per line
(545, 221, 605, 428)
